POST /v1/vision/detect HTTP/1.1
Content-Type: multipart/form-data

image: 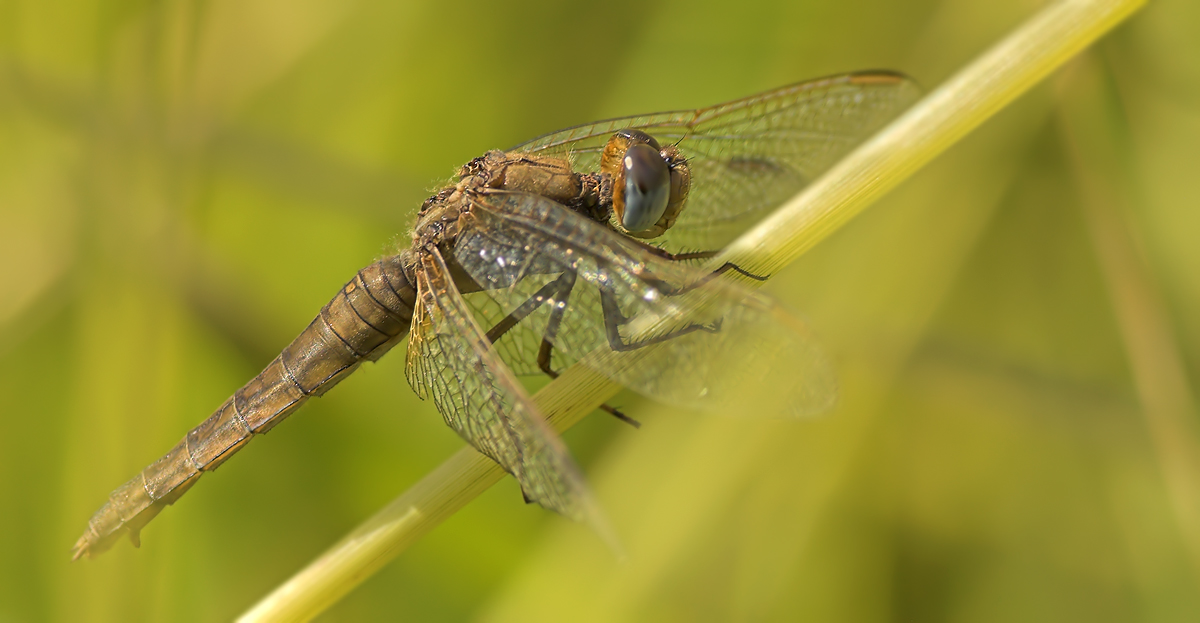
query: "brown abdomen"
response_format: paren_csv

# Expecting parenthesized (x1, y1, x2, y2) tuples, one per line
(72, 254, 417, 559)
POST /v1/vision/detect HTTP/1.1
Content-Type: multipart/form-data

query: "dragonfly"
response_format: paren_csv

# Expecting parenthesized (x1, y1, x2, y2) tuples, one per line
(72, 71, 919, 559)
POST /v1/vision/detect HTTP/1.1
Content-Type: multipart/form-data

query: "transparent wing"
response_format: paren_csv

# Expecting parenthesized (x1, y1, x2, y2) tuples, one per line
(510, 71, 920, 251)
(455, 191, 836, 415)
(404, 247, 602, 524)
(462, 276, 568, 377)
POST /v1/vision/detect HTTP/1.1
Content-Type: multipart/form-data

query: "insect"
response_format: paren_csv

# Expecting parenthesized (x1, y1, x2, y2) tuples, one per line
(72, 71, 919, 559)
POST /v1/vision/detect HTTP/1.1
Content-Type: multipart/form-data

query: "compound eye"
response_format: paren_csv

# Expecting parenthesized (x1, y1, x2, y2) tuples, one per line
(616, 128, 662, 151)
(620, 143, 671, 232)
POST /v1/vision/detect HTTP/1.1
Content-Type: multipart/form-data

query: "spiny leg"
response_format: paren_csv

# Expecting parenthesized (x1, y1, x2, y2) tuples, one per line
(599, 287, 722, 354)
(629, 242, 770, 284)
(535, 272, 640, 429)
(483, 271, 636, 427)
(623, 246, 768, 350)
(645, 260, 769, 299)
(484, 272, 572, 344)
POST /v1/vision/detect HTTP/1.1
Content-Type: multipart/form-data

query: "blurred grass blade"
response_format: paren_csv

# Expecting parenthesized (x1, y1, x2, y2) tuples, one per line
(1056, 55, 1200, 583)
(239, 0, 1146, 620)
(717, 0, 1145, 274)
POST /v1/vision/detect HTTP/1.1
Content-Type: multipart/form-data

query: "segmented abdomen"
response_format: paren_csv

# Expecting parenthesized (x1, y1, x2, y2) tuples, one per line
(73, 253, 417, 559)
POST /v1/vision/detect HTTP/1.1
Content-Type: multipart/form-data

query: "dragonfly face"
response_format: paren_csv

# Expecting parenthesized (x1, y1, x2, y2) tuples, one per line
(600, 128, 691, 238)
(74, 71, 920, 559)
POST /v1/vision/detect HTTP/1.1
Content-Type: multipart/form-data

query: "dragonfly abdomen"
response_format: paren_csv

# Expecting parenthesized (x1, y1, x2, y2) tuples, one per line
(73, 254, 417, 559)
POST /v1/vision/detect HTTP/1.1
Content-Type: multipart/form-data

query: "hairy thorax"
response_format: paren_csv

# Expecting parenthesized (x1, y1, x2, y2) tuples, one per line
(410, 151, 610, 256)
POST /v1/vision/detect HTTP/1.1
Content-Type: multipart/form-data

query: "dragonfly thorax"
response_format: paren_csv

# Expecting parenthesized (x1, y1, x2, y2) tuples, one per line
(412, 150, 612, 256)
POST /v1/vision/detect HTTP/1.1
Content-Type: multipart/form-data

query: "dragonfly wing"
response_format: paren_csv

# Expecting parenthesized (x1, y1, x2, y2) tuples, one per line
(455, 191, 836, 416)
(407, 247, 602, 524)
(461, 278, 564, 377)
(511, 71, 919, 251)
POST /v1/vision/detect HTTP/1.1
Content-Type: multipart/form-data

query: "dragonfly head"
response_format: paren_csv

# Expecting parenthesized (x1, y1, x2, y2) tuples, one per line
(601, 129, 691, 239)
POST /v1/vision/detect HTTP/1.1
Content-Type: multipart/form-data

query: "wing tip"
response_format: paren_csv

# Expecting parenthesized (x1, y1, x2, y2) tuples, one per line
(581, 497, 625, 559)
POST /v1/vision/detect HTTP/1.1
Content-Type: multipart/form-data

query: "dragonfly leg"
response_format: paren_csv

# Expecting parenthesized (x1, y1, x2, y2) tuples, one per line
(536, 276, 640, 429)
(536, 341, 641, 428)
(483, 272, 574, 343)
(631, 242, 770, 283)
(707, 261, 769, 282)
(599, 288, 722, 353)
(646, 260, 768, 299)
(483, 271, 637, 427)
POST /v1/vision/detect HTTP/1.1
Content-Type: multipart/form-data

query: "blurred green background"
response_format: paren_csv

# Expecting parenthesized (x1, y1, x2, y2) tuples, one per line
(3, 0, 1200, 620)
